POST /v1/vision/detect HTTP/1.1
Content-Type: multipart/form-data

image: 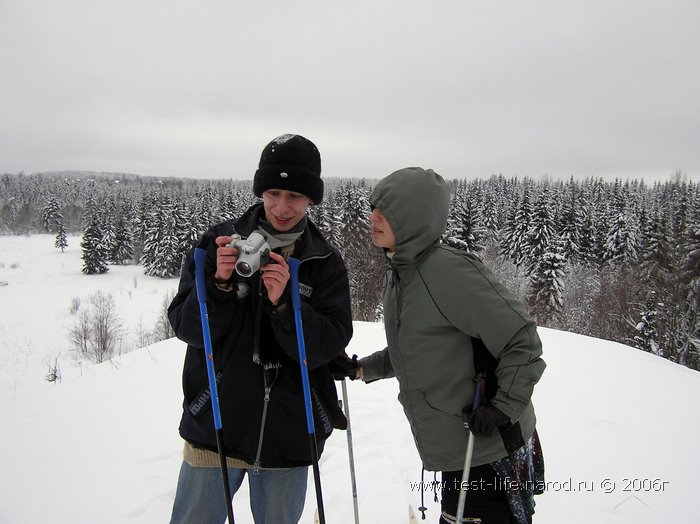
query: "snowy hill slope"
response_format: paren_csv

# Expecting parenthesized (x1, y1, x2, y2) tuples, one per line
(1, 235, 699, 523)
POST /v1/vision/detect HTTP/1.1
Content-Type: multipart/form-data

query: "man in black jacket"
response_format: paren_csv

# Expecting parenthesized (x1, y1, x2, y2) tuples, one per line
(168, 134, 353, 524)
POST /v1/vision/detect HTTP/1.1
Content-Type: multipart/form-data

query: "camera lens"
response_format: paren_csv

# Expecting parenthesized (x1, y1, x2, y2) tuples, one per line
(236, 262, 252, 277)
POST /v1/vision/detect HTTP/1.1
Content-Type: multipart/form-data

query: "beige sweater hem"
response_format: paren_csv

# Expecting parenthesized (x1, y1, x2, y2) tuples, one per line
(182, 441, 253, 469)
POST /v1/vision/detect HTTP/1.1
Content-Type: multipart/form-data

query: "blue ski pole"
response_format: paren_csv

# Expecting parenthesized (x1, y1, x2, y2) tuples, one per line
(193, 247, 235, 524)
(288, 257, 326, 524)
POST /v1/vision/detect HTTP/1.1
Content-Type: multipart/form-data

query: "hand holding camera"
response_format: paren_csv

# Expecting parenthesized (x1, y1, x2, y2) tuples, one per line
(215, 231, 271, 280)
(214, 235, 240, 282)
(260, 251, 289, 306)
(227, 232, 271, 277)
(214, 232, 289, 305)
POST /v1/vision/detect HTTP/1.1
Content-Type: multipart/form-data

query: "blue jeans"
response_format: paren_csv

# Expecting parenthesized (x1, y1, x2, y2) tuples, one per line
(170, 461, 308, 524)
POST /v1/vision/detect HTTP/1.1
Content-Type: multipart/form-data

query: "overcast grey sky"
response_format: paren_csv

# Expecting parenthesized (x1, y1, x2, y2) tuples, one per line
(1, 0, 699, 182)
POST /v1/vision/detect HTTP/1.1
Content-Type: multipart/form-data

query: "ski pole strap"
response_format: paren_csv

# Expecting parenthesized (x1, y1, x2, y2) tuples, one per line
(194, 247, 224, 431)
(288, 257, 316, 435)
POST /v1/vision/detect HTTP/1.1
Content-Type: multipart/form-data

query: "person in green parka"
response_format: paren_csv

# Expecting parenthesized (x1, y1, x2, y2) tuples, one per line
(344, 167, 546, 524)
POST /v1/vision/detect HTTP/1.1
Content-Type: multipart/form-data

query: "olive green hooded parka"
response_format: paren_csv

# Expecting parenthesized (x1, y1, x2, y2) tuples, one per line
(360, 167, 545, 471)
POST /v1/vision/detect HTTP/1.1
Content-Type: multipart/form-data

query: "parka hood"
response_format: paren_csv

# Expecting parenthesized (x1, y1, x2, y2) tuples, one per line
(370, 167, 450, 263)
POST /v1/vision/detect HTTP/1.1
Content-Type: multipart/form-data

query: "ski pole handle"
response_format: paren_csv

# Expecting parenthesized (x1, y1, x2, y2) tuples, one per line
(194, 247, 209, 303)
(289, 257, 303, 311)
(472, 377, 481, 411)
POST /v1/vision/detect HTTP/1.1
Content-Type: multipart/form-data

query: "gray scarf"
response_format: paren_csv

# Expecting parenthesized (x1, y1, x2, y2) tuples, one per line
(257, 216, 306, 251)
(252, 216, 306, 369)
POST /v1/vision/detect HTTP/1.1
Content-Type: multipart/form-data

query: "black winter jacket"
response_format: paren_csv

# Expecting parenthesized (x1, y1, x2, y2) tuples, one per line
(169, 203, 353, 468)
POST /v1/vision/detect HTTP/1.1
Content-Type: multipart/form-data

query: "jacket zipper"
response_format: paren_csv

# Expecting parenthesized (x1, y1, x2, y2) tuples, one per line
(253, 368, 278, 472)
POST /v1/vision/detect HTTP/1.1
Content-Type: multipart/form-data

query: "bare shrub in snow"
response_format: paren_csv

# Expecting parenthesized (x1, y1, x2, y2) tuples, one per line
(68, 291, 124, 363)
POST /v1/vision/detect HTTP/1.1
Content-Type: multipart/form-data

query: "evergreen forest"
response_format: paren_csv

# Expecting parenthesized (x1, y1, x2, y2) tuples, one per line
(2, 170, 698, 371)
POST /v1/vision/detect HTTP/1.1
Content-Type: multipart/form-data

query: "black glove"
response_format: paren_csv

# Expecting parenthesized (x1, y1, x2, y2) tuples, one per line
(463, 405, 510, 437)
(328, 353, 360, 380)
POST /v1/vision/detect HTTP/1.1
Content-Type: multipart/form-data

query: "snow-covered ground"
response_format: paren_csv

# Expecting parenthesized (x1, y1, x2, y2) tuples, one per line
(1, 235, 698, 523)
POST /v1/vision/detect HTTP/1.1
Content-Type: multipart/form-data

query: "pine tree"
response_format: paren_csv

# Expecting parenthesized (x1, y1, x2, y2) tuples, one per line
(42, 197, 62, 232)
(176, 201, 200, 269)
(143, 196, 181, 278)
(633, 291, 661, 356)
(527, 242, 566, 324)
(500, 185, 533, 267)
(577, 202, 597, 265)
(559, 178, 584, 262)
(639, 206, 672, 285)
(194, 185, 219, 233)
(55, 221, 68, 252)
(524, 185, 557, 276)
(603, 179, 640, 265)
(313, 187, 343, 248)
(337, 181, 382, 320)
(684, 221, 700, 283)
(140, 202, 161, 277)
(81, 198, 109, 275)
(585, 178, 610, 264)
(109, 213, 134, 264)
(132, 191, 155, 263)
(481, 190, 500, 245)
(603, 212, 639, 265)
(678, 280, 700, 369)
(445, 184, 486, 253)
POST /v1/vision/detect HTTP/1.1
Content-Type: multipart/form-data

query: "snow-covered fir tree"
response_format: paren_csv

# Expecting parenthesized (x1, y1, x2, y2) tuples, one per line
(639, 206, 673, 284)
(481, 190, 500, 245)
(558, 178, 584, 262)
(55, 221, 68, 252)
(633, 290, 661, 356)
(142, 195, 181, 278)
(500, 184, 533, 267)
(337, 181, 382, 320)
(604, 211, 639, 265)
(523, 185, 557, 276)
(109, 213, 135, 264)
(445, 181, 486, 253)
(175, 201, 200, 268)
(604, 179, 641, 265)
(100, 196, 118, 260)
(80, 197, 109, 275)
(527, 241, 566, 324)
(42, 197, 61, 232)
(311, 189, 343, 248)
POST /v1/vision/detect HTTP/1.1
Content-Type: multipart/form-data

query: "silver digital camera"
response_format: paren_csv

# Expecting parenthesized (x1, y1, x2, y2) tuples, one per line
(227, 232, 271, 277)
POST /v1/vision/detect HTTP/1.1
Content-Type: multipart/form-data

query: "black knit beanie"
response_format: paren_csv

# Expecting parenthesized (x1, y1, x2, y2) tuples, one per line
(253, 134, 324, 204)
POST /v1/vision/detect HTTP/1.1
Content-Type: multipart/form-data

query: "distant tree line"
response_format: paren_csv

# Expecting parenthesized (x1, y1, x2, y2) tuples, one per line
(1, 170, 698, 370)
